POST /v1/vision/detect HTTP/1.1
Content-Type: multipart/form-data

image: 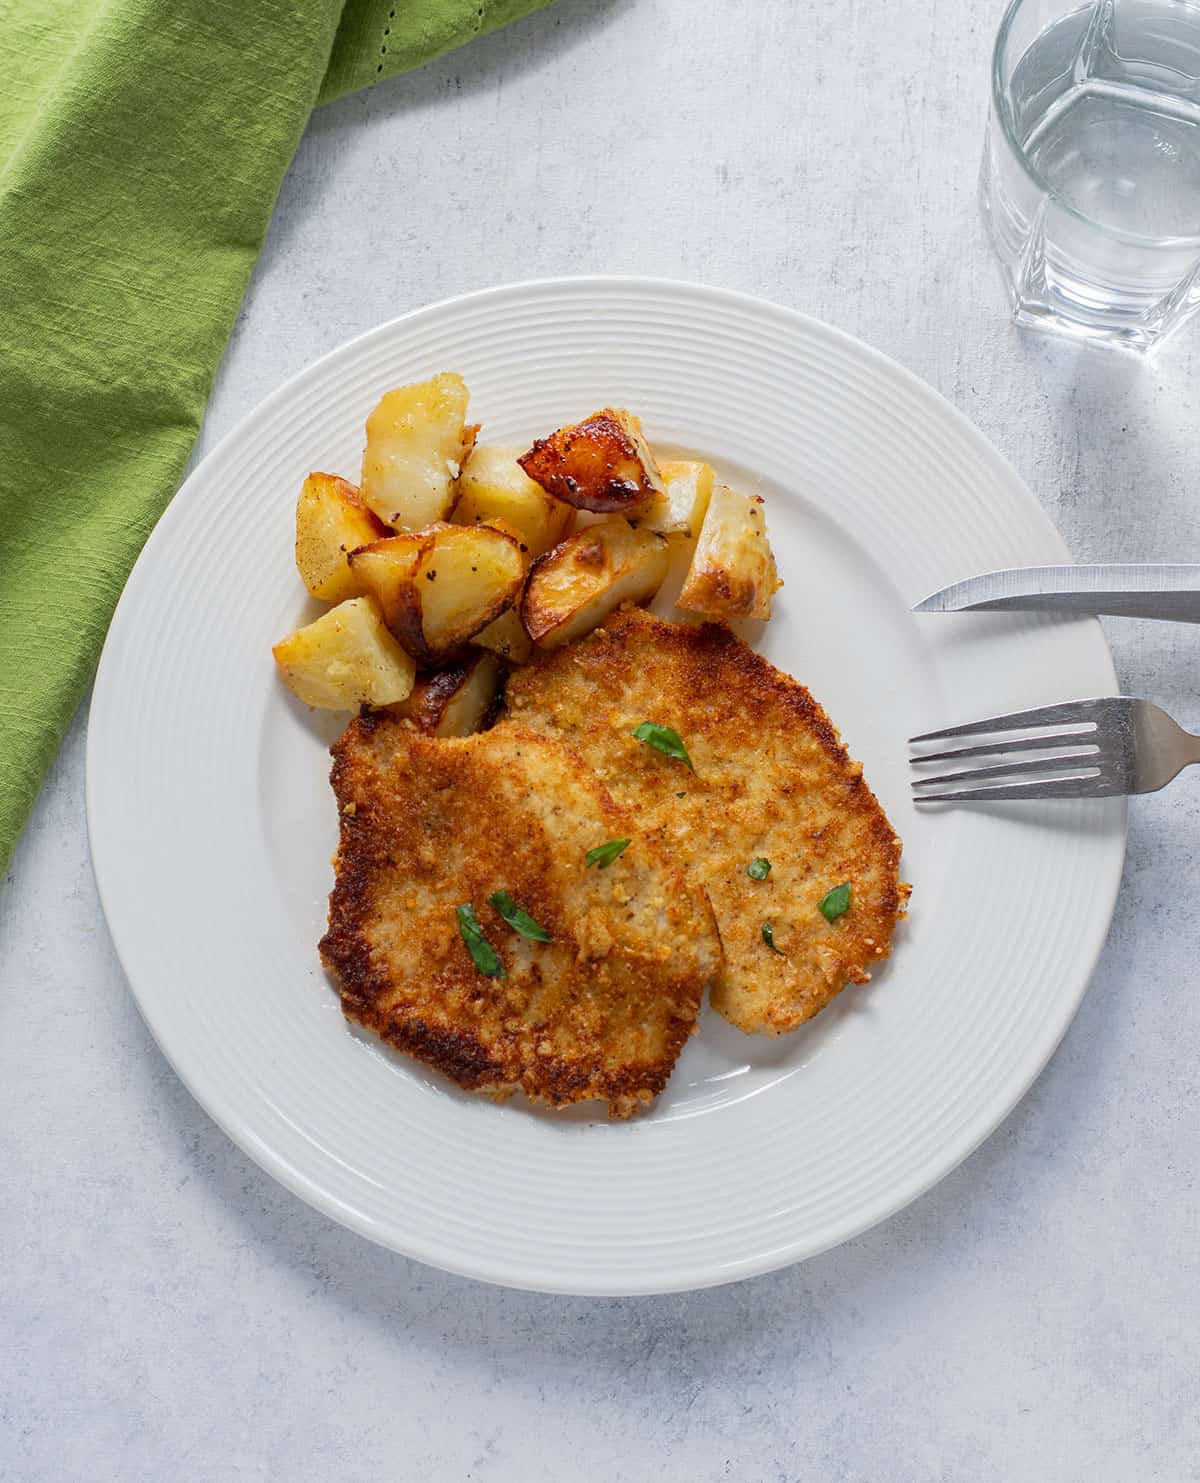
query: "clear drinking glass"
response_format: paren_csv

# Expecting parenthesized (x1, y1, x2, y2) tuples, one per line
(982, 0, 1200, 349)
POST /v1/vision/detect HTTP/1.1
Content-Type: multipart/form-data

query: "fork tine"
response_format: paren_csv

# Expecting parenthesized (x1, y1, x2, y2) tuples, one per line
(914, 773, 1125, 803)
(912, 732, 1101, 765)
(909, 700, 1104, 745)
(912, 752, 1105, 789)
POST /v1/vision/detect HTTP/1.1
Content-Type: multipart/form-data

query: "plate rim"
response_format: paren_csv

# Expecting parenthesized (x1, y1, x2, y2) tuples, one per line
(86, 274, 1127, 1294)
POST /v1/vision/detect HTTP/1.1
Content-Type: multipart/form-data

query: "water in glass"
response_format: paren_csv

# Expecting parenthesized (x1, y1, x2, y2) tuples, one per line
(984, 0, 1200, 348)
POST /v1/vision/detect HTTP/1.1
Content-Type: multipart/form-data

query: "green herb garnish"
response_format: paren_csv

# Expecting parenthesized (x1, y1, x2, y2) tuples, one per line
(762, 922, 786, 956)
(818, 882, 852, 922)
(586, 838, 631, 869)
(747, 857, 772, 881)
(631, 722, 694, 772)
(456, 902, 506, 977)
(488, 890, 552, 942)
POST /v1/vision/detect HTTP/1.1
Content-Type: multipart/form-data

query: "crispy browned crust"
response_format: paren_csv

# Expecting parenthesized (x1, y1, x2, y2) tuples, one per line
(518, 410, 658, 514)
(351, 524, 524, 666)
(391, 652, 505, 736)
(400, 663, 474, 730)
(519, 520, 669, 648)
(320, 714, 719, 1116)
(502, 608, 909, 1035)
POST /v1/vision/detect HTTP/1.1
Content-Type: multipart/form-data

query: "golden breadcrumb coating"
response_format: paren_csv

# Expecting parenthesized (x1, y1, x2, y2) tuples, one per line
(321, 715, 719, 1115)
(502, 608, 909, 1035)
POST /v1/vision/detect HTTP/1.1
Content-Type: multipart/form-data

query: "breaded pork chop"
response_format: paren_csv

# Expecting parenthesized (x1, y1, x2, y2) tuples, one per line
(503, 608, 908, 1036)
(320, 714, 719, 1116)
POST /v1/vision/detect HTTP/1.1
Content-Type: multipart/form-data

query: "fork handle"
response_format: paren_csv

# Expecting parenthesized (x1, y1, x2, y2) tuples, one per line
(1149, 717, 1200, 792)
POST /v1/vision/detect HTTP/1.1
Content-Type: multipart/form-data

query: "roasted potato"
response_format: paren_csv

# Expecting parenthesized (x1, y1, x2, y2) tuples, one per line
(272, 596, 416, 710)
(677, 483, 781, 622)
(350, 522, 526, 665)
(518, 408, 665, 515)
(455, 491, 549, 663)
(294, 472, 389, 603)
(452, 445, 572, 557)
(360, 372, 473, 531)
(392, 651, 504, 736)
(345, 534, 420, 637)
(472, 606, 533, 665)
(632, 459, 715, 540)
(522, 518, 669, 649)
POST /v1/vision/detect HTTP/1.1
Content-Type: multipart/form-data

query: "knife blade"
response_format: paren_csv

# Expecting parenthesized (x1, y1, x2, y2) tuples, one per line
(913, 564, 1200, 623)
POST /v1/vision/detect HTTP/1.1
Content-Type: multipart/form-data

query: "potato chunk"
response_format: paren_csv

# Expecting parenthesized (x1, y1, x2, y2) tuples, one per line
(350, 522, 525, 665)
(452, 445, 572, 557)
(632, 459, 715, 540)
(344, 535, 420, 640)
(518, 408, 665, 515)
(522, 519, 669, 649)
(677, 483, 781, 622)
(360, 372, 472, 531)
(272, 596, 416, 710)
(294, 472, 389, 603)
(472, 606, 533, 664)
(393, 652, 504, 736)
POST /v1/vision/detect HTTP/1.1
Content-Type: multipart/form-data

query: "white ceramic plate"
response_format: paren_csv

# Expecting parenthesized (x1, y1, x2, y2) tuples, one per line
(88, 278, 1125, 1295)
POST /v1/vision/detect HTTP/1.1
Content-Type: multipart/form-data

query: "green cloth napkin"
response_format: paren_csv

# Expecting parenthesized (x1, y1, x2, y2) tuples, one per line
(0, 0, 549, 878)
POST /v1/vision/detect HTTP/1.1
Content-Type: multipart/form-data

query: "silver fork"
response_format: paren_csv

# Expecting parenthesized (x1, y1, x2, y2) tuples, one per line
(910, 698, 1200, 802)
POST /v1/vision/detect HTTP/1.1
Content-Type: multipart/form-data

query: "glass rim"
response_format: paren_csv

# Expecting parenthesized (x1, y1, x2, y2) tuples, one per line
(992, 0, 1200, 249)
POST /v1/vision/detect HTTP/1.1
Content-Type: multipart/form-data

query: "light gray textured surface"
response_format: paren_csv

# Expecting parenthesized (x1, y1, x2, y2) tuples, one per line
(4, 2, 1200, 1478)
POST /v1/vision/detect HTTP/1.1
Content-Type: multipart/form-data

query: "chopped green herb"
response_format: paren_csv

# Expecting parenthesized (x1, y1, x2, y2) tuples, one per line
(586, 838, 631, 869)
(818, 882, 852, 922)
(675, 790, 687, 798)
(747, 857, 772, 881)
(762, 922, 786, 956)
(488, 890, 552, 942)
(456, 902, 506, 977)
(631, 721, 694, 772)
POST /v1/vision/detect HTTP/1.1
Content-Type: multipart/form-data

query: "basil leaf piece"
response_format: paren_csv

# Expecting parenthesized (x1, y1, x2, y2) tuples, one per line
(456, 902, 506, 977)
(762, 922, 786, 956)
(747, 857, 771, 881)
(585, 838, 631, 869)
(488, 890, 552, 942)
(818, 882, 852, 922)
(631, 721, 695, 772)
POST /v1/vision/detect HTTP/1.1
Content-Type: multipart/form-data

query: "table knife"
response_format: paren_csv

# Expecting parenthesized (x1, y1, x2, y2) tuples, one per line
(912, 564, 1200, 622)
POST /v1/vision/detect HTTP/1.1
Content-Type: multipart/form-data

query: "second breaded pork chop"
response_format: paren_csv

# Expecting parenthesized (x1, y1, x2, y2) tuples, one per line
(503, 608, 908, 1036)
(320, 714, 719, 1117)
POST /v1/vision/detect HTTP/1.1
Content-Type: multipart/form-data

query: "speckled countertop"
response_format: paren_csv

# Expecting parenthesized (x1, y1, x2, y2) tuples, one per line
(3, 2, 1199, 1478)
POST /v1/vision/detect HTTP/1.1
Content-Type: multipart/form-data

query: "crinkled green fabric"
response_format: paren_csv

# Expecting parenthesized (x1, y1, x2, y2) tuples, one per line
(0, 0, 550, 876)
